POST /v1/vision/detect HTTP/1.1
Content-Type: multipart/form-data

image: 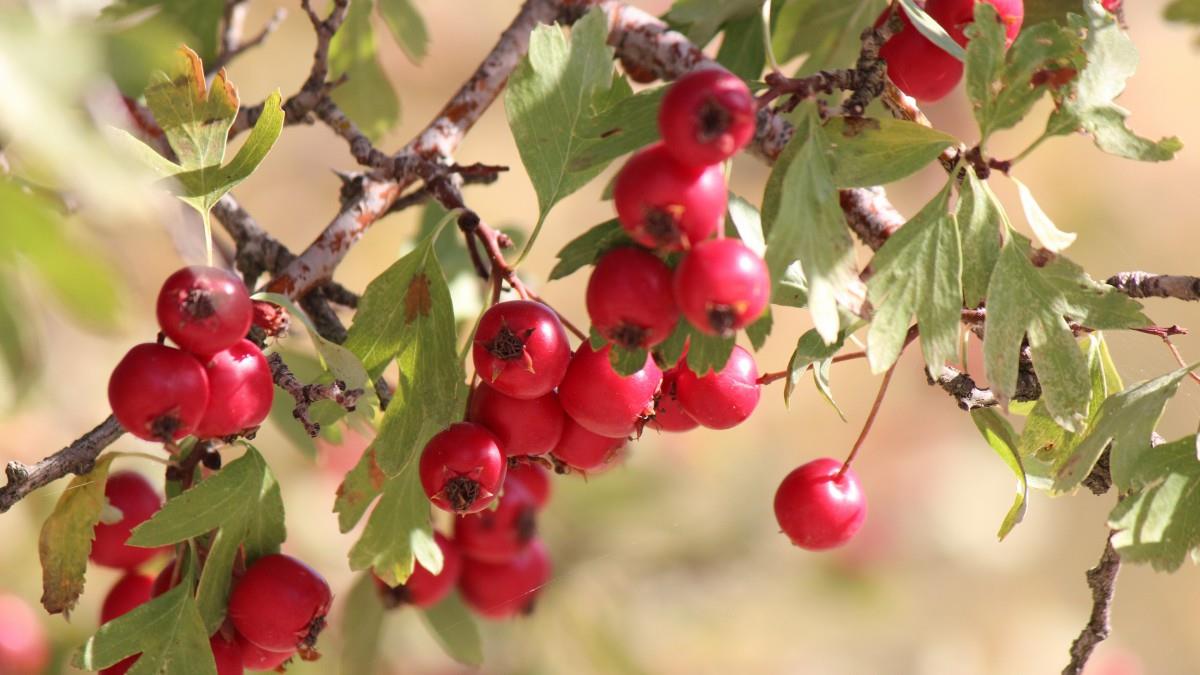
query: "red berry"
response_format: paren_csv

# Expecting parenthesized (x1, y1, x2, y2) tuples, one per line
(674, 345, 760, 430)
(1101, 0, 1121, 11)
(877, 6, 964, 102)
(236, 632, 293, 672)
(374, 532, 461, 608)
(0, 595, 49, 675)
(613, 143, 727, 251)
(557, 343, 662, 438)
(90, 471, 164, 570)
(586, 247, 679, 350)
(658, 68, 756, 166)
(458, 538, 552, 620)
(108, 343, 210, 441)
(649, 365, 699, 433)
(673, 238, 769, 336)
(194, 339, 274, 439)
(228, 554, 332, 653)
(455, 475, 539, 564)
(151, 560, 176, 598)
(550, 416, 625, 473)
(473, 301, 571, 400)
(156, 266, 253, 356)
(928, 0, 1023, 47)
(101, 572, 154, 623)
(210, 634, 244, 675)
(419, 423, 508, 514)
(774, 458, 867, 551)
(468, 384, 564, 457)
(505, 461, 552, 510)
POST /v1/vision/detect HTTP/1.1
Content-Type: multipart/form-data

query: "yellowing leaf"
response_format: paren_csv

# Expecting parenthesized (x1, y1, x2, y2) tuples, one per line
(39, 454, 116, 615)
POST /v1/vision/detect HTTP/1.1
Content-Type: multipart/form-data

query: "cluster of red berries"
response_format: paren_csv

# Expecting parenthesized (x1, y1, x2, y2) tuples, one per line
(107, 266, 273, 444)
(91, 470, 331, 673)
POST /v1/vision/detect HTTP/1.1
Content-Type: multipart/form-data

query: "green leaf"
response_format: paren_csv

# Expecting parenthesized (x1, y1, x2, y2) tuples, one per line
(866, 178, 961, 374)
(422, 593, 484, 667)
(329, 0, 400, 141)
(505, 8, 616, 225)
(39, 455, 116, 615)
(378, 0, 429, 63)
(970, 409, 1028, 540)
(1109, 435, 1200, 571)
(608, 342, 650, 377)
(1012, 176, 1076, 253)
(1053, 363, 1200, 493)
(334, 449, 388, 533)
(340, 574, 386, 675)
(1047, 2, 1182, 161)
(667, 0, 761, 45)
(772, 0, 887, 73)
(774, 262, 809, 308)
(784, 327, 853, 418)
(102, 0, 223, 63)
(548, 219, 633, 280)
(716, 12, 766, 80)
(762, 107, 860, 343)
(348, 473, 431, 586)
(73, 572, 217, 675)
(746, 308, 773, 351)
(568, 83, 667, 176)
(955, 166, 1004, 307)
(1166, 0, 1200, 25)
(825, 117, 957, 188)
(657, 320, 735, 375)
(897, 0, 965, 61)
(1024, 0, 1083, 26)
(983, 234, 1148, 429)
(0, 276, 36, 390)
(727, 193, 765, 256)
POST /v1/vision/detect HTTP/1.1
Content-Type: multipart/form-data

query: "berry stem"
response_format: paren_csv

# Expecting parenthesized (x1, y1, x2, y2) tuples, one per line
(526, 290, 588, 341)
(837, 361, 896, 480)
(756, 350, 869, 385)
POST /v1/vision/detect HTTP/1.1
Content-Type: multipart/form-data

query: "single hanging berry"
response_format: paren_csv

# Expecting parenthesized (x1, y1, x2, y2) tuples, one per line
(613, 142, 727, 251)
(108, 343, 209, 441)
(586, 247, 679, 350)
(419, 422, 508, 514)
(455, 473, 540, 564)
(227, 554, 332, 654)
(774, 458, 867, 551)
(193, 339, 274, 439)
(673, 238, 769, 336)
(89, 471, 165, 570)
(458, 537, 552, 620)
(468, 384, 564, 457)
(156, 266, 253, 356)
(877, 6, 964, 102)
(557, 342, 662, 439)
(374, 532, 462, 609)
(674, 345, 761, 430)
(658, 68, 756, 167)
(472, 301, 571, 400)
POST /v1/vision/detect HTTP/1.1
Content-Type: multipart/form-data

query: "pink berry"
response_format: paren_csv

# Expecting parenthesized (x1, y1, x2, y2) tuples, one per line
(774, 458, 867, 551)
(550, 416, 625, 473)
(557, 343, 662, 439)
(108, 343, 209, 441)
(674, 345, 761, 430)
(455, 475, 539, 564)
(473, 301, 571, 400)
(374, 532, 462, 609)
(210, 634, 244, 675)
(193, 339, 274, 439)
(658, 68, 756, 166)
(613, 143, 727, 251)
(468, 384, 564, 457)
(156, 266, 253, 356)
(0, 595, 48, 675)
(458, 538, 552, 620)
(586, 247, 679, 350)
(228, 554, 332, 653)
(101, 572, 154, 623)
(878, 6, 964, 102)
(418, 423, 508, 514)
(90, 472, 164, 570)
(235, 632, 293, 671)
(673, 238, 769, 336)
(649, 364, 699, 433)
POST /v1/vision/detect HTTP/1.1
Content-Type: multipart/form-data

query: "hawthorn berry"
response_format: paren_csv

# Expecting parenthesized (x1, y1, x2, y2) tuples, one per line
(101, 572, 154, 623)
(0, 594, 49, 675)
(473, 301, 571, 400)
(374, 532, 461, 608)
(613, 142, 727, 251)
(90, 471, 164, 570)
(505, 461, 552, 510)
(108, 343, 210, 441)
(236, 633, 294, 672)
(156, 266, 253, 356)
(649, 363, 699, 433)
(550, 416, 625, 473)
(774, 457, 867, 551)
(586, 247, 679, 350)
(658, 68, 756, 167)
(877, 6, 964, 102)
(419, 422, 508, 514)
(193, 339, 274, 439)
(929, 0, 1024, 47)
(673, 238, 769, 336)
(210, 634, 245, 675)
(455, 475, 539, 564)
(458, 537, 552, 620)
(468, 383, 565, 457)
(674, 345, 761, 430)
(557, 342, 662, 438)
(228, 554, 332, 653)
(151, 560, 176, 598)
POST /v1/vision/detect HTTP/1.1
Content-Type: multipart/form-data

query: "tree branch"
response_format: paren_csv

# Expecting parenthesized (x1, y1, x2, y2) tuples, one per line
(0, 417, 124, 514)
(1063, 536, 1122, 675)
(1106, 271, 1200, 302)
(268, 353, 363, 437)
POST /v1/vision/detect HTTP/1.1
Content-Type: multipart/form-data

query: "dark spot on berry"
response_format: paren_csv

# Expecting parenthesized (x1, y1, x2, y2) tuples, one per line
(300, 614, 326, 652)
(182, 288, 216, 320)
(706, 305, 737, 337)
(443, 476, 482, 513)
(515, 506, 537, 543)
(150, 415, 182, 442)
(643, 207, 682, 247)
(485, 325, 532, 361)
(609, 323, 649, 350)
(696, 97, 732, 143)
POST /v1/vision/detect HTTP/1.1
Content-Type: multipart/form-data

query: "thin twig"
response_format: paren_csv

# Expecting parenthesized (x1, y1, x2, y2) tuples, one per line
(0, 417, 124, 513)
(1063, 536, 1121, 675)
(838, 361, 897, 478)
(210, 7, 286, 73)
(268, 353, 363, 437)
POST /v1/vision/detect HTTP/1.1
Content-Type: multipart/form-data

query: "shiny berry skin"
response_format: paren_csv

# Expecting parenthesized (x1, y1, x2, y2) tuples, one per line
(194, 339, 274, 439)
(673, 238, 770, 336)
(613, 143, 727, 251)
(151, 560, 176, 598)
(929, 0, 1023, 47)
(473, 301, 571, 400)
(505, 461, 552, 510)
(90, 471, 164, 569)
(101, 573, 154, 623)
(675, 345, 761, 430)
(877, 6, 964, 102)
(550, 416, 625, 473)
(108, 343, 209, 441)
(649, 365, 699, 433)
(228, 554, 332, 653)
(459, 538, 552, 620)
(1101, 0, 1120, 10)
(0, 595, 49, 675)
(156, 266, 253, 356)
(419, 423, 508, 514)
(658, 68, 756, 167)
(586, 247, 679, 350)
(774, 458, 867, 551)
(236, 633, 293, 672)
(210, 634, 244, 675)
(468, 384, 564, 457)
(557, 343, 662, 438)
(374, 532, 462, 608)
(455, 475, 539, 564)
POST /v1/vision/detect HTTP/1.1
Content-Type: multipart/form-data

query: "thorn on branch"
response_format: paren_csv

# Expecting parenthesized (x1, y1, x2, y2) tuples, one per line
(268, 353, 363, 438)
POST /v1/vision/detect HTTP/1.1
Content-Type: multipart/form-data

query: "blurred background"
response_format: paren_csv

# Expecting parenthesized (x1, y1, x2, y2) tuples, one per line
(1, 0, 1198, 673)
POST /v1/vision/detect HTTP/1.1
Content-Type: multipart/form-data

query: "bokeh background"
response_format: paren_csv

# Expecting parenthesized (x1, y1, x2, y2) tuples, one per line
(1, 1, 1199, 673)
